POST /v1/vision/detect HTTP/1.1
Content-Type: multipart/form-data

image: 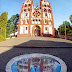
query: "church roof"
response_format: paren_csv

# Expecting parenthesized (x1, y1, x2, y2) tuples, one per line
(34, 4, 40, 10)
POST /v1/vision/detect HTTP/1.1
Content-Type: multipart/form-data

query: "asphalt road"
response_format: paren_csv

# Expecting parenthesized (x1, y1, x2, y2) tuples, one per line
(0, 47, 72, 72)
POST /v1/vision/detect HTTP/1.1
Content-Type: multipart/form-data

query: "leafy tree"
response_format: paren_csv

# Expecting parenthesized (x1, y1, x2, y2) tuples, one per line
(6, 14, 19, 37)
(14, 14, 19, 36)
(69, 15, 72, 24)
(0, 11, 8, 42)
(58, 21, 72, 36)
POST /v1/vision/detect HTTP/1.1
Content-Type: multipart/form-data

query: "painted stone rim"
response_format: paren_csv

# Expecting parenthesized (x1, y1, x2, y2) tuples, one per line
(6, 53, 67, 72)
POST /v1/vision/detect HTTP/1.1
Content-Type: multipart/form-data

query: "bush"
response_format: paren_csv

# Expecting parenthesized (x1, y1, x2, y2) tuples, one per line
(6, 34, 10, 38)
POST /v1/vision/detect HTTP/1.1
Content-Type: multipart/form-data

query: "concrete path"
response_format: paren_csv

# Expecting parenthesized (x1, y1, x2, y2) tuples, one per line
(0, 37, 72, 53)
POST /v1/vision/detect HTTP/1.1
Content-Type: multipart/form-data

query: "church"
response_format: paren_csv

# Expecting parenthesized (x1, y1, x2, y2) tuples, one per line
(17, 0, 55, 37)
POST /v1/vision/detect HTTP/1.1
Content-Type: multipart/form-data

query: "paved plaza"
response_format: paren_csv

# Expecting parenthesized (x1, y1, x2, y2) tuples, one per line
(0, 37, 72, 72)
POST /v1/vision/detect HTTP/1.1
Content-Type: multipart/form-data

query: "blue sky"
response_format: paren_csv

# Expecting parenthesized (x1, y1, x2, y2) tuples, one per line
(0, 0, 72, 29)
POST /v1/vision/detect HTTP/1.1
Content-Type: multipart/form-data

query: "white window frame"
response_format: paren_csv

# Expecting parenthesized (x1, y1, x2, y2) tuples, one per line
(44, 19, 47, 24)
(25, 19, 28, 24)
(21, 20, 23, 24)
(48, 13, 52, 18)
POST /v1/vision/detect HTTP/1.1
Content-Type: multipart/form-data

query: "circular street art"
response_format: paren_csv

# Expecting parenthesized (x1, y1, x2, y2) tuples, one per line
(6, 53, 67, 72)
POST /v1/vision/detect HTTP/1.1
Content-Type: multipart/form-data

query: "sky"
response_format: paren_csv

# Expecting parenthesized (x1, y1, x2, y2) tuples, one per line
(0, 0, 72, 29)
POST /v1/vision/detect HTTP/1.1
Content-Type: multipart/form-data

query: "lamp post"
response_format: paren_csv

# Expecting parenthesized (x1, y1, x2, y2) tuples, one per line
(60, 25, 61, 38)
(65, 21, 66, 40)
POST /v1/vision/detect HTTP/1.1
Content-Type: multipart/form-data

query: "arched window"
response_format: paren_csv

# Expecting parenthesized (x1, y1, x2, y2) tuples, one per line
(25, 19, 28, 24)
(48, 13, 51, 18)
(28, 8, 30, 11)
(44, 4, 46, 7)
(45, 19, 47, 23)
(25, 4, 27, 7)
(32, 19, 34, 24)
(24, 9, 26, 11)
(48, 9, 51, 13)
(26, 27, 27, 30)
(26, 13, 27, 16)
(21, 20, 23, 24)
(49, 20, 52, 25)
(39, 19, 40, 21)
(36, 19, 37, 21)
(49, 20, 52, 22)
(48, 5, 50, 7)
(44, 8, 47, 12)
(21, 13, 24, 18)
(28, 4, 31, 6)
(45, 13, 47, 16)
(45, 27, 47, 31)
(44, 19, 47, 24)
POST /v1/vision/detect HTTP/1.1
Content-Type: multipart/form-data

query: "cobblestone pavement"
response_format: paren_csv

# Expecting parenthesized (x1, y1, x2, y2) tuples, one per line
(0, 37, 72, 72)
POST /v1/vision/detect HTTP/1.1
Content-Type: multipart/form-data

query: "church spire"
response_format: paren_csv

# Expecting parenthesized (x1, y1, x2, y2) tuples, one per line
(36, 3, 38, 8)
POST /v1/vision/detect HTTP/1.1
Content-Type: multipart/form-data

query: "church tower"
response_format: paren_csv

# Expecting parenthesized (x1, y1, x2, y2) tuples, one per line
(17, 0, 55, 37)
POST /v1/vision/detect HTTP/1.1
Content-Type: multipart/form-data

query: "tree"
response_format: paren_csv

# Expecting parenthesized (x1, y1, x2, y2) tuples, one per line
(69, 15, 72, 24)
(58, 21, 72, 36)
(0, 12, 8, 42)
(13, 14, 19, 36)
(6, 14, 19, 37)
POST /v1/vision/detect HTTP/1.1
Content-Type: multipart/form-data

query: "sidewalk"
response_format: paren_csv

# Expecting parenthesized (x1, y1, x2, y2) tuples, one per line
(0, 37, 72, 54)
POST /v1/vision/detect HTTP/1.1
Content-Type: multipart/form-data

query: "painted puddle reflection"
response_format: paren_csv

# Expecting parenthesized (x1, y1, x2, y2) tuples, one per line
(11, 57, 61, 72)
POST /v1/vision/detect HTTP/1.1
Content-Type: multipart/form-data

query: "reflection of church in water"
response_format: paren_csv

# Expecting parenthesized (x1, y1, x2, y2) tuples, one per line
(17, 58, 55, 72)
(17, 0, 55, 37)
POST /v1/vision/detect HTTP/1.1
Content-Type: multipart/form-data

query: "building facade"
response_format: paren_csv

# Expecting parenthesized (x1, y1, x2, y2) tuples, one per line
(17, 0, 55, 37)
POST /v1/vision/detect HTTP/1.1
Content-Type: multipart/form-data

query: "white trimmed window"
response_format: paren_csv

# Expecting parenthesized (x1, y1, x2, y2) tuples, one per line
(32, 19, 34, 24)
(49, 20, 52, 25)
(44, 19, 47, 24)
(45, 13, 47, 16)
(25, 19, 28, 24)
(21, 13, 24, 18)
(20, 26, 23, 34)
(48, 13, 51, 18)
(26, 13, 28, 16)
(21, 20, 23, 24)
(26, 27, 27, 30)
(45, 27, 47, 31)
(49, 27, 52, 34)
(38, 19, 41, 24)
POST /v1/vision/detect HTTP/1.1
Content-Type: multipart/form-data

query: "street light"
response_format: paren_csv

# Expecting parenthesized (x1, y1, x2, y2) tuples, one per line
(64, 21, 67, 40)
(60, 25, 61, 38)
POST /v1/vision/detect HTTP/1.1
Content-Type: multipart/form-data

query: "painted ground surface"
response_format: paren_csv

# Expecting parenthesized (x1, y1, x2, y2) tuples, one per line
(0, 37, 72, 72)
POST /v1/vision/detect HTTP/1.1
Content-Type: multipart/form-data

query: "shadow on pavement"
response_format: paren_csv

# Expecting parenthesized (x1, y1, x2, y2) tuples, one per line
(15, 40, 72, 47)
(0, 40, 72, 72)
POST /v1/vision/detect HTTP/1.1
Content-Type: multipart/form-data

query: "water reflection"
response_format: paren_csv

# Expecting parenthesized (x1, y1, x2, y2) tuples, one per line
(11, 57, 61, 72)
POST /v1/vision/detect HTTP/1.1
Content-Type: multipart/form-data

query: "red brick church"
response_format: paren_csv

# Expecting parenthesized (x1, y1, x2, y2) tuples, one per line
(17, 0, 55, 37)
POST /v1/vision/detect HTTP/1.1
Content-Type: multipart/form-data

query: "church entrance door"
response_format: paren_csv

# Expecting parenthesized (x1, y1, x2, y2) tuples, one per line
(32, 25, 41, 36)
(35, 28, 38, 36)
(34, 27, 40, 36)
